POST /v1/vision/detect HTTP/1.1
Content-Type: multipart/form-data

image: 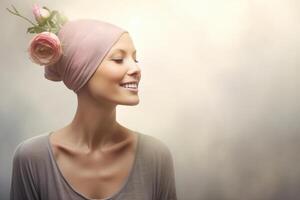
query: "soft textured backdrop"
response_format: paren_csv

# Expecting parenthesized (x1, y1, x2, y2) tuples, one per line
(1, 0, 300, 199)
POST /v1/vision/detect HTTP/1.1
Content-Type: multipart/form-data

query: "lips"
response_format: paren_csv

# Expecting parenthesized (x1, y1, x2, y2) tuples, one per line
(119, 81, 139, 86)
(119, 83, 138, 92)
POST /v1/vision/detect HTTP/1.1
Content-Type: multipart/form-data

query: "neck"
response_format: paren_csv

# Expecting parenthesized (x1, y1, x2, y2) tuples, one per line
(66, 92, 124, 152)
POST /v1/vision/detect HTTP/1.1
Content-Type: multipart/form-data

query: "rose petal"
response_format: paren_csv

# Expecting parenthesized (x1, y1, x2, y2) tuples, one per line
(28, 32, 63, 66)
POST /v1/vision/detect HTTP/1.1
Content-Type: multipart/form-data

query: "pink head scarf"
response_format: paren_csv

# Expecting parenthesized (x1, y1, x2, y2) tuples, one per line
(44, 19, 128, 93)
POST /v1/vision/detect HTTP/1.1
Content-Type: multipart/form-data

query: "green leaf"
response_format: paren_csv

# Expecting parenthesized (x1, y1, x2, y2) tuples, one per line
(48, 19, 55, 27)
(38, 20, 46, 26)
(27, 27, 36, 34)
(60, 15, 68, 25)
(42, 6, 51, 12)
(51, 27, 59, 34)
(48, 10, 58, 22)
(34, 26, 46, 33)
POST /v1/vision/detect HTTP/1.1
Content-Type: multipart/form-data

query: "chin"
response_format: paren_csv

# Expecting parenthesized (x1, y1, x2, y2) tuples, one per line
(119, 98, 140, 106)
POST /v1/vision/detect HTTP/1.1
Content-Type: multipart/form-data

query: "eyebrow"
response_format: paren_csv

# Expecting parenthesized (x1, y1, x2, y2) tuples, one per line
(113, 48, 136, 54)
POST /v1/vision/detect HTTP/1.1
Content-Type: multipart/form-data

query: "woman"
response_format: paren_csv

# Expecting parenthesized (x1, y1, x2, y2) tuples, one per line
(9, 10, 177, 200)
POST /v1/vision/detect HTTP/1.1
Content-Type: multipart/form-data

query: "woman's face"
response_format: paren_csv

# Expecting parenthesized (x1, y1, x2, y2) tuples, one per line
(82, 32, 141, 106)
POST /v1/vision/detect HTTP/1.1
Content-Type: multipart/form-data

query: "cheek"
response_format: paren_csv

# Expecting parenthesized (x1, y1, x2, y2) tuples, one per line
(88, 65, 127, 93)
(101, 64, 127, 83)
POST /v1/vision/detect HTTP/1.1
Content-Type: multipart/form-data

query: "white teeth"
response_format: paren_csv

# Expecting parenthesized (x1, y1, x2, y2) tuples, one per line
(121, 83, 138, 89)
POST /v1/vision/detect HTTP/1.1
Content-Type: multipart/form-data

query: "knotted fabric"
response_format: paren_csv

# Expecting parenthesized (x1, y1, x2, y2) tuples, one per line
(44, 19, 127, 93)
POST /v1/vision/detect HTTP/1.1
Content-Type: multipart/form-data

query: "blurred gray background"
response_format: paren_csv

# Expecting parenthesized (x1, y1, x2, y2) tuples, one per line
(1, 0, 300, 199)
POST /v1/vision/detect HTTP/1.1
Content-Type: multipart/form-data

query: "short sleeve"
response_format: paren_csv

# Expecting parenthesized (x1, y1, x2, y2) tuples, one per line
(157, 145, 178, 200)
(10, 142, 40, 200)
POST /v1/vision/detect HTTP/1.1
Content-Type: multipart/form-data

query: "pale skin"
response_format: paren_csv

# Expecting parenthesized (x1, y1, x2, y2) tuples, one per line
(49, 32, 142, 199)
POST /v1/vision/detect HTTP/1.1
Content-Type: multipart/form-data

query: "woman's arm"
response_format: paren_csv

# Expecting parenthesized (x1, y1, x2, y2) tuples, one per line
(10, 142, 40, 200)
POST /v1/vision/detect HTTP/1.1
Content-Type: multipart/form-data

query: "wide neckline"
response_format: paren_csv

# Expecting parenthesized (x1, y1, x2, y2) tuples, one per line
(46, 130, 141, 200)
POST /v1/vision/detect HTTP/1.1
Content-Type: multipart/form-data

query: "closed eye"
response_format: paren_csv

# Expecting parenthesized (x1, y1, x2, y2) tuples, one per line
(113, 59, 123, 64)
(112, 59, 139, 64)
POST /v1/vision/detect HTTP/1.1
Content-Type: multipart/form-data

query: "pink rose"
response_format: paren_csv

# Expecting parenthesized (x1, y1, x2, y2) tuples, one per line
(32, 4, 50, 24)
(28, 32, 63, 66)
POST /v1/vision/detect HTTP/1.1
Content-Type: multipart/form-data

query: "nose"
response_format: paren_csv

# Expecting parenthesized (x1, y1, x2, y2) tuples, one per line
(127, 59, 141, 79)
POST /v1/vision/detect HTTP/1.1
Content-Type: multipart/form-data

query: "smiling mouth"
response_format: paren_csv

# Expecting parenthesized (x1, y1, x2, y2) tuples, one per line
(119, 83, 139, 92)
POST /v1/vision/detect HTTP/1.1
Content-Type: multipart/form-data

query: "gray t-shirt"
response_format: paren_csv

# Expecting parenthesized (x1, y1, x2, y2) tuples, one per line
(10, 131, 177, 200)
